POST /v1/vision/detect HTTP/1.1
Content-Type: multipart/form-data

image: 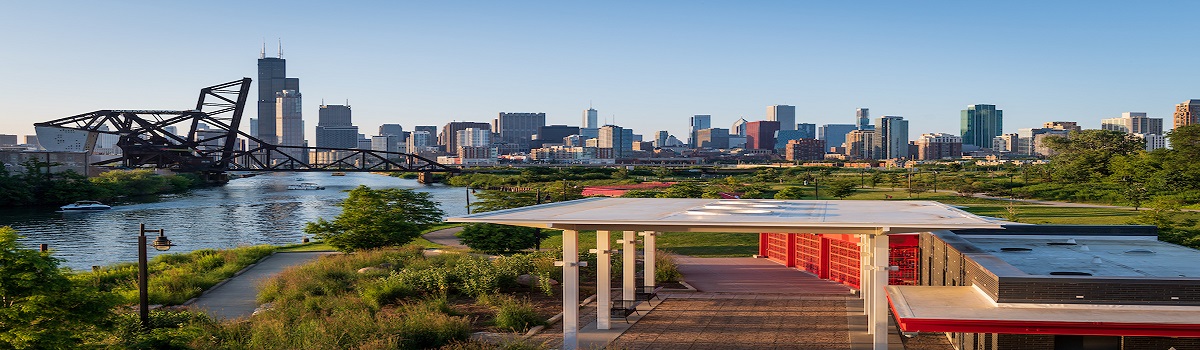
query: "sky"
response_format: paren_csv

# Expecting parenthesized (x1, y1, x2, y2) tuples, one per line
(1, 1, 1196, 142)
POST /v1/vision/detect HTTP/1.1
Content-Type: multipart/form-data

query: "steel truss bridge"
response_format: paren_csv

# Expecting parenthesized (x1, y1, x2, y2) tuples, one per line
(33, 78, 455, 182)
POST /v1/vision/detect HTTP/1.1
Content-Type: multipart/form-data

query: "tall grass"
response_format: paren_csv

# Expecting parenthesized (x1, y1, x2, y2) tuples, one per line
(78, 245, 277, 305)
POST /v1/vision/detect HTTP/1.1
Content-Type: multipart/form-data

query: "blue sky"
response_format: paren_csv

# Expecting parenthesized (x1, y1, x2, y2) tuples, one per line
(1, 1, 1195, 141)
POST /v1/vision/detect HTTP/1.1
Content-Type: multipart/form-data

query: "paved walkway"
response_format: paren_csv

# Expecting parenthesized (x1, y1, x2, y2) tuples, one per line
(423, 226, 467, 249)
(675, 256, 853, 295)
(190, 251, 337, 320)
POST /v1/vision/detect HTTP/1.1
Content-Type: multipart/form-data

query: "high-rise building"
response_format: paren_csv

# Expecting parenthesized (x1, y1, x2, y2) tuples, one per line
(818, 124, 857, 150)
(731, 118, 748, 137)
(315, 104, 358, 149)
(992, 133, 1019, 153)
(1138, 133, 1167, 151)
(583, 108, 598, 129)
(379, 124, 404, 137)
(257, 47, 299, 145)
(493, 112, 545, 151)
(690, 115, 711, 147)
(856, 108, 871, 130)
(768, 105, 796, 131)
(1017, 128, 1069, 157)
(440, 122, 490, 154)
(0, 134, 16, 146)
(1043, 121, 1081, 133)
(915, 133, 963, 160)
(785, 139, 826, 161)
(413, 126, 437, 146)
(406, 131, 433, 154)
(275, 90, 306, 162)
(695, 128, 730, 149)
(1174, 99, 1200, 129)
(874, 116, 909, 159)
(455, 128, 491, 150)
(532, 125, 580, 148)
(371, 135, 399, 153)
(1102, 113, 1163, 135)
(774, 130, 816, 151)
(796, 123, 816, 139)
(598, 125, 630, 158)
(654, 131, 670, 148)
(845, 129, 878, 160)
(744, 121, 780, 150)
(961, 104, 1003, 150)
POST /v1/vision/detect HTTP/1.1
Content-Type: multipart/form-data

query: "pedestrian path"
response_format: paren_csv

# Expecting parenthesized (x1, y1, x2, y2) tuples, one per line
(189, 251, 337, 320)
(422, 226, 468, 250)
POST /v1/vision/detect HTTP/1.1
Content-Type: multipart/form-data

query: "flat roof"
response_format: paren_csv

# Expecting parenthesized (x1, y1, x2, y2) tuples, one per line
(961, 236, 1200, 278)
(448, 198, 1004, 234)
(888, 285, 1200, 337)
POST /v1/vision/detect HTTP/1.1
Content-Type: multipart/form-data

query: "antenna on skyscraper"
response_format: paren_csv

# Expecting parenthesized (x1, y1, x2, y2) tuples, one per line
(277, 38, 282, 58)
(260, 39, 266, 59)
(321, 98, 325, 106)
(346, 99, 349, 107)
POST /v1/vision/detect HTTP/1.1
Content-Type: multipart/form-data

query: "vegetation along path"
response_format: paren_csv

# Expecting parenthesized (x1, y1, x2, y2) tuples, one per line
(422, 225, 468, 250)
(189, 251, 338, 320)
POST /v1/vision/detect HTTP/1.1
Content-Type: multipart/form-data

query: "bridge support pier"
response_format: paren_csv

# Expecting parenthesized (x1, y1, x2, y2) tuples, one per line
(418, 171, 434, 184)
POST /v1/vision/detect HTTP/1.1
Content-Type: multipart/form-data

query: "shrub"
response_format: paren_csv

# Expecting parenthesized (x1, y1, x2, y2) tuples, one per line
(655, 251, 682, 283)
(359, 276, 417, 310)
(488, 295, 544, 332)
(459, 223, 539, 254)
(397, 299, 471, 349)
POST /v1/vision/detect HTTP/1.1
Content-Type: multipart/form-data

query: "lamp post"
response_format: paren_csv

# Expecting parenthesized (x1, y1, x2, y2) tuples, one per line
(138, 223, 173, 331)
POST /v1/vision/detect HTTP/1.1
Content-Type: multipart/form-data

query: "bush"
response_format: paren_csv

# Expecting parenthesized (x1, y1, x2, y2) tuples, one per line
(656, 251, 682, 283)
(489, 295, 544, 332)
(459, 223, 539, 254)
(397, 299, 471, 349)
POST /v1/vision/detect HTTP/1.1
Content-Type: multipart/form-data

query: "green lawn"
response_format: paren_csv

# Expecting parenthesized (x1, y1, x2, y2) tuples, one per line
(538, 230, 759, 258)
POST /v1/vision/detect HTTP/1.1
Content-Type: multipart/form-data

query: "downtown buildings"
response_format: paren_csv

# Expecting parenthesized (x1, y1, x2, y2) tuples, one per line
(961, 104, 1003, 150)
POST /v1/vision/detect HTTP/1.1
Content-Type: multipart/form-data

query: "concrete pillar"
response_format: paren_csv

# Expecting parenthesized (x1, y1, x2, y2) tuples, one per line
(561, 230, 579, 350)
(641, 231, 657, 287)
(860, 234, 872, 321)
(871, 233, 891, 350)
(622, 231, 636, 301)
(595, 230, 611, 330)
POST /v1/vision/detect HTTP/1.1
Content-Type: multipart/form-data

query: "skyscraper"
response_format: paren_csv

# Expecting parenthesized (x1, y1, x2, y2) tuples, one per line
(768, 105, 796, 131)
(855, 108, 871, 130)
(961, 104, 1003, 150)
(413, 126, 438, 146)
(583, 108, 598, 129)
(275, 90, 305, 162)
(494, 112, 546, 150)
(1174, 100, 1200, 129)
(874, 116, 909, 159)
(440, 122, 491, 153)
(690, 115, 711, 147)
(456, 128, 491, 149)
(915, 133, 963, 160)
(598, 125, 630, 158)
(818, 124, 857, 149)
(745, 121, 780, 150)
(845, 129, 878, 160)
(1102, 113, 1163, 135)
(257, 45, 299, 145)
(731, 118, 748, 136)
(315, 104, 358, 149)
(654, 131, 670, 148)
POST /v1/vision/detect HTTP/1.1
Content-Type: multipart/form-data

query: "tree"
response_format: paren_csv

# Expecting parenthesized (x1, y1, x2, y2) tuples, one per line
(0, 227, 115, 348)
(774, 187, 806, 200)
(826, 181, 857, 199)
(657, 182, 702, 198)
(1043, 130, 1144, 182)
(304, 186, 444, 252)
(471, 190, 538, 213)
(459, 224, 538, 254)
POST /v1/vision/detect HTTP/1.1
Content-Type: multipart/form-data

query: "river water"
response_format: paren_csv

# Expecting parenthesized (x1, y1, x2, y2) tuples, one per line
(0, 172, 473, 270)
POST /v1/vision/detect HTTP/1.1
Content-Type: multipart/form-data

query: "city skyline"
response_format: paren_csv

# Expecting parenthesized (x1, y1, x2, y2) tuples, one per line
(2, 2, 1198, 141)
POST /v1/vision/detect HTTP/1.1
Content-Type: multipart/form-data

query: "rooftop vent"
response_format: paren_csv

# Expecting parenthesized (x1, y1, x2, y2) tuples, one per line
(1000, 247, 1033, 252)
(1124, 249, 1156, 255)
(1049, 271, 1093, 276)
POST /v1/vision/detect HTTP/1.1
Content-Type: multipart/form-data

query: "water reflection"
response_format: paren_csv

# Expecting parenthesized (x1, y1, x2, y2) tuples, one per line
(0, 172, 472, 270)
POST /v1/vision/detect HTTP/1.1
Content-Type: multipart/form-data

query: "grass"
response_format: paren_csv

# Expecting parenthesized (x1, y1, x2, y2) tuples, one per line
(279, 223, 464, 252)
(538, 230, 759, 258)
(79, 245, 278, 306)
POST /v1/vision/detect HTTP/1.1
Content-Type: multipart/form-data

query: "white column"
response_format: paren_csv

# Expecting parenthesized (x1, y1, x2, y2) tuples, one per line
(871, 233, 890, 350)
(561, 230, 580, 350)
(860, 234, 873, 323)
(595, 230, 611, 330)
(641, 231, 657, 287)
(622, 231, 636, 301)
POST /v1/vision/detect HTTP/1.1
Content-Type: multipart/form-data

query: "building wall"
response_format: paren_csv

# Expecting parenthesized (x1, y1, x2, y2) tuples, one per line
(495, 112, 546, 150)
(961, 104, 1003, 150)
(768, 105, 796, 131)
(745, 121, 780, 150)
(1174, 99, 1200, 129)
(785, 138, 826, 161)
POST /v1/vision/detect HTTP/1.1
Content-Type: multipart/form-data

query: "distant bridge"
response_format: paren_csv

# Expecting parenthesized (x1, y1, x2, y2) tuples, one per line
(33, 78, 456, 182)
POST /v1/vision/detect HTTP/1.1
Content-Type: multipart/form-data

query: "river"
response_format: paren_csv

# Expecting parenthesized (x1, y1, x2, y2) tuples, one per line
(0, 172, 473, 270)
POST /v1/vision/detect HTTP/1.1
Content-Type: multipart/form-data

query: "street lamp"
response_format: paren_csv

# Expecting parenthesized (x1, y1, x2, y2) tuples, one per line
(138, 223, 173, 331)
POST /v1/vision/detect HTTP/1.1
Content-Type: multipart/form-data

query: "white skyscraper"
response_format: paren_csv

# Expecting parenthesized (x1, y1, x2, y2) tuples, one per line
(275, 90, 305, 162)
(583, 108, 598, 129)
(856, 108, 871, 130)
(768, 105, 796, 131)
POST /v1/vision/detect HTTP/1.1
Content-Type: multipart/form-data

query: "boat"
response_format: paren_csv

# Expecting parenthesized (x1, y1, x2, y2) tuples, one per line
(331, 171, 347, 176)
(287, 183, 326, 190)
(60, 201, 112, 211)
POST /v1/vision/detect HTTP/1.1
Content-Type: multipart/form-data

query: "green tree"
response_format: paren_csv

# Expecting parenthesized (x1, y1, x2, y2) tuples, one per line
(827, 181, 857, 199)
(304, 186, 444, 252)
(471, 190, 538, 213)
(0, 227, 116, 348)
(458, 224, 538, 254)
(774, 187, 806, 200)
(1043, 130, 1144, 182)
(657, 182, 702, 198)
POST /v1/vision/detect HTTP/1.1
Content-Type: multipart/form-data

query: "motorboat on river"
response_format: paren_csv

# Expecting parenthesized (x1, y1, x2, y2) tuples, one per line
(287, 183, 326, 190)
(60, 201, 112, 211)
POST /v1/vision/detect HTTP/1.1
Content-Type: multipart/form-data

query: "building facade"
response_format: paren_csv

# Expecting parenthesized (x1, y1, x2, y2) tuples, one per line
(992, 133, 1020, 153)
(1102, 112, 1164, 135)
(915, 133, 963, 160)
(256, 50, 299, 145)
(275, 90, 306, 162)
(695, 128, 730, 149)
(494, 112, 546, 151)
(732, 118, 748, 137)
(819, 124, 857, 150)
(598, 125, 630, 158)
(690, 115, 712, 147)
(856, 108, 871, 130)
(1174, 99, 1200, 129)
(784, 138, 826, 161)
(845, 129, 878, 160)
(745, 121, 781, 150)
(315, 104, 358, 149)
(1042, 121, 1082, 133)
(874, 116, 909, 159)
(440, 122, 491, 154)
(768, 105, 796, 131)
(961, 104, 1003, 150)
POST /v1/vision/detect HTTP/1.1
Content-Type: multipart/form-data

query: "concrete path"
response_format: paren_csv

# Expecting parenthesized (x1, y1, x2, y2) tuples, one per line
(675, 256, 853, 295)
(190, 251, 337, 320)
(423, 226, 468, 250)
